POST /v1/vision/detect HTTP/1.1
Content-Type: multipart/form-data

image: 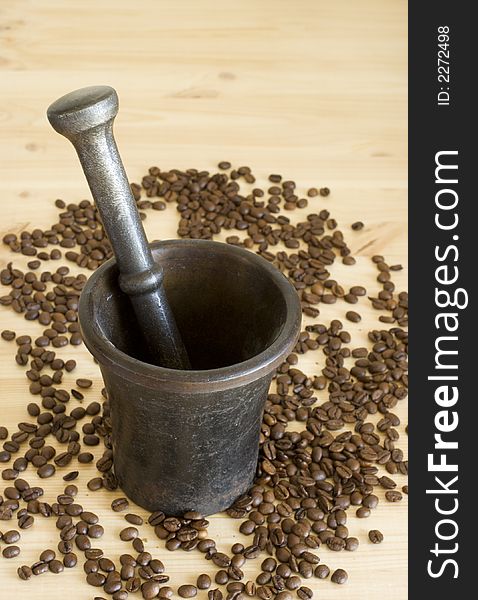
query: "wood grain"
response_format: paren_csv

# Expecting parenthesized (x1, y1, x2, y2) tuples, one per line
(0, 1, 407, 598)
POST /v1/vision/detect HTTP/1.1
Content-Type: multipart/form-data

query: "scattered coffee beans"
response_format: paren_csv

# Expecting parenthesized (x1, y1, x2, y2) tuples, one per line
(0, 162, 407, 598)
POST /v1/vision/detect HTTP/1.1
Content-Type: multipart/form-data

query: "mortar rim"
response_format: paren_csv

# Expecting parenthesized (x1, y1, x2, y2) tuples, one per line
(79, 239, 302, 392)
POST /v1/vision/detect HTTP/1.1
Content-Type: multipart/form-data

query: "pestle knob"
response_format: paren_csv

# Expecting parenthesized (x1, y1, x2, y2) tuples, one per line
(47, 86, 190, 370)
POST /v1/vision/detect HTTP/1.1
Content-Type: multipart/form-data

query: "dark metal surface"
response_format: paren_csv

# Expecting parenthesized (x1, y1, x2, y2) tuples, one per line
(47, 85, 190, 370)
(79, 240, 301, 515)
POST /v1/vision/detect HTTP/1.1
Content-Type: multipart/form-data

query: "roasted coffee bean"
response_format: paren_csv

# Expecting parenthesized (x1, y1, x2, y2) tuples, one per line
(276, 593, 293, 600)
(17, 565, 33, 580)
(148, 510, 165, 526)
(76, 534, 91, 550)
(314, 565, 330, 579)
(178, 585, 198, 598)
(49, 559, 64, 574)
(78, 452, 94, 463)
(112, 497, 129, 512)
(212, 552, 231, 567)
(256, 572, 271, 586)
(142, 579, 161, 599)
(345, 537, 359, 551)
(99, 557, 115, 572)
(87, 572, 106, 587)
(58, 540, 74, 555)
(197, 574, 212, 589)
(40, 549, 56, 562)
(256, 586, 273, 600)
(297, 587, 313, 600)
(76, 378, 93, 388)
(32, 562, 49, 575)
(125, 513, 143, 525)
(89, 524, 104, 538)
(137, 552, 152, 566)
(84, 559, 99, 575)
(88, 477, 103, 491)
(38, 463, 56, 478)
(3, 545, 20, 558)
(368, 529, 384, 544)
(3, 529, 20, 544)
(331, 568, 348, 584)
(63, 470, 79, 481)
(120, 526, 138, 541)
(208, 590, 223, 600)
(385, 490, 403, 502)
(215, 570, 229, 585)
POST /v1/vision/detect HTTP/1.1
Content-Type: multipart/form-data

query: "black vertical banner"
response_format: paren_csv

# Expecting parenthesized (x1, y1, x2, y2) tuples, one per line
(409, 3, 474, 599)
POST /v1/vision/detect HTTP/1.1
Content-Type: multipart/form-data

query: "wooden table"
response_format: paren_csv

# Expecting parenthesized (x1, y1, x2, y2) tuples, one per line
(0, 1, 407, 598)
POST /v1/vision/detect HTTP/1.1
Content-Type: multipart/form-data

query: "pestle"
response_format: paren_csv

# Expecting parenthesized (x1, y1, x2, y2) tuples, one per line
(47, 86, 191, 370)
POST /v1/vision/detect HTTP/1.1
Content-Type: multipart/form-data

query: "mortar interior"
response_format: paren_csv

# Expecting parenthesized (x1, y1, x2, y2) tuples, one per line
(95, 246, 289, 370)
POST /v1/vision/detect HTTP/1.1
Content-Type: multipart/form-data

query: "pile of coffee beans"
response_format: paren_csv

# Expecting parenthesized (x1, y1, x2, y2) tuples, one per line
(0, 162, 407, 599)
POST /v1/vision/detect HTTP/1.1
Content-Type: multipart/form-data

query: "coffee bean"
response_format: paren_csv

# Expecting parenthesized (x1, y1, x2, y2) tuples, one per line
(385, 490, 403, 502)
(112, 497, 129, 512)
(148, 510, 165, 526)
(49, 559, 64, 574)
(197, 574, 212, 589)
(40, 549, 56, 562)
(3, 545, 20, 558)
(38, 463, 56, 478)
(215, 570, 228, 585)
(285, 577, 301, 590)
(78, 452, 94, 463)
(208, 590, 223, 600)
(76, 378, 93, 388)
(88, 477, 103, 491)
(119, 527, 138, 541)
(123, 513, 142, 526)
(297, 588, 313, 600)
(17, 565, 33, 580)
(89, 524, 104, 538)
(142, 579, 161, 599)
(362, 494, 379, 509)
(257, 586, 273, 600)
(1, 329, 16, 341)
(314, 565, 330, 579)
(87, 572, 106, 587)
(76, 534, 91, 550)
(133, 537, 145, 553)
(345, 311, 361, 323)
(2, 468, 19, 480)
(3, 530, 20, 544)
(331, 569, 348, 584)
(178, 585, 198, 598)
(368, 529, 384, 544)
(276, 593, 293, 600)
(63, 552, 78, 568)
(212, 552, 231, 567)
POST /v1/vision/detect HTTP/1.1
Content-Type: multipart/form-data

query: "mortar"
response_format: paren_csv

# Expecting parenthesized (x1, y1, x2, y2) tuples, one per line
(79, 239, 301, 516)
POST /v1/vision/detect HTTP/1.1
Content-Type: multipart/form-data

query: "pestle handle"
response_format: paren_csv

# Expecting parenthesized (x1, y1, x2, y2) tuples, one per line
(47, 86, 190, 370)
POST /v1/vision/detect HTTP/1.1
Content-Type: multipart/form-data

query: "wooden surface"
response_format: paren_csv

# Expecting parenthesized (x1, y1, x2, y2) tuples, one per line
(0, 1, 407, 598)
